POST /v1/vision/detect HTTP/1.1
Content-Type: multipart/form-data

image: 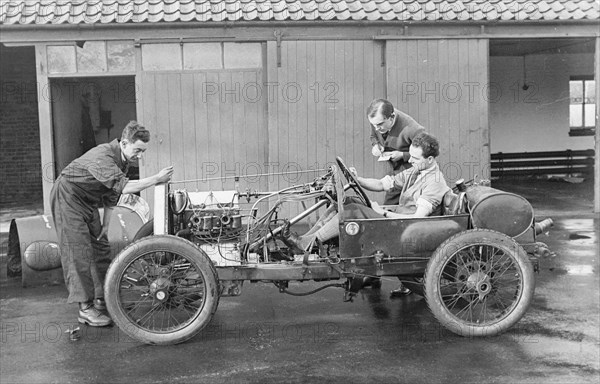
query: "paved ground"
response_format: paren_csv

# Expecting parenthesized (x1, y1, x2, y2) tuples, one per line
(0, 178, 598, 384)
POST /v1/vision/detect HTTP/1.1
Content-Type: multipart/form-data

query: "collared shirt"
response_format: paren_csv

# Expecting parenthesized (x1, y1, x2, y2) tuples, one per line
(380, 163, 450, 215)
(59, 139, 129, 207)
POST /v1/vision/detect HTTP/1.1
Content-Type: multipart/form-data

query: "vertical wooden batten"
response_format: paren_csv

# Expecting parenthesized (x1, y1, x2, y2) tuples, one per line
(134, 42, 144, 177)
(479, 39, 490, 181)
(595, 37, 599, 214)
(35, 44, 54, 214)
(266, 40, 279, 193)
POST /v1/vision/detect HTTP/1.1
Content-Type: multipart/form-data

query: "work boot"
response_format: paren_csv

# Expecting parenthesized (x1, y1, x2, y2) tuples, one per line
(390, 284, 412, 298)
(78, 302, 112, 327)
(93, 298, 106, 311)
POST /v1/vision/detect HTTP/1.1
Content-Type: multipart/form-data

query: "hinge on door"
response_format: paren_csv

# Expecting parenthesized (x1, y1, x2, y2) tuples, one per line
(274, 30, 282, 67)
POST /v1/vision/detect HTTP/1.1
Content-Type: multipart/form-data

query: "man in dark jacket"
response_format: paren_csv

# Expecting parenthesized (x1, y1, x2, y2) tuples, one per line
(368, 99, 425, 205)
(51, 121, 173, 326)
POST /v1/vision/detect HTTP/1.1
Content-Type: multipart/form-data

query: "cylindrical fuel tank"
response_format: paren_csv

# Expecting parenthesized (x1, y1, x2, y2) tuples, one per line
(23, 241, 61, 272)
(11, 206, 145, 272)
(466, 186, 534, 238)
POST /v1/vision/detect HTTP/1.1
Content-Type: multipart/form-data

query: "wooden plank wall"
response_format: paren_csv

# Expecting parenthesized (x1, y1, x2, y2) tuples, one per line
(137, 39, 489, 219)
(386, 39, 490, 184)
(138, 70, 267, 205)
(266, 40, 386, 214)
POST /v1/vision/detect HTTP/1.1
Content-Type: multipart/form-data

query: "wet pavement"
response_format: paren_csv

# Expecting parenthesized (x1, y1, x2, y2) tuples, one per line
(1, 179, 599, 383)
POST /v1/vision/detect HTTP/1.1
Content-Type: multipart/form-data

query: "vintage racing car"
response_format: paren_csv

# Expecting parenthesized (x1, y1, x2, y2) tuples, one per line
(103, 157, 554, 345)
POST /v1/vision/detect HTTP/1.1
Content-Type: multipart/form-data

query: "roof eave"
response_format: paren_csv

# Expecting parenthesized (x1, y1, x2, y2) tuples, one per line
(1, 19, 599, 31)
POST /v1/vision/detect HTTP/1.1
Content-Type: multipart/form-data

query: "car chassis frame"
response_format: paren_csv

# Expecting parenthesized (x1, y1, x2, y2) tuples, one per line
(103, 157, 552, 345)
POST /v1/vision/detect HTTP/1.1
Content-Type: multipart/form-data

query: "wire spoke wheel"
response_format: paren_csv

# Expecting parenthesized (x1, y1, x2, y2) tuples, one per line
(425, 229, 535, 337)
(105, 235, 219, 345)
(119, 252, 205, 332)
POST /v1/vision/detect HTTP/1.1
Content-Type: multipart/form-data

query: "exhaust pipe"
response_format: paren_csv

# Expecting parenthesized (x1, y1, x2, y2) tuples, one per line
(535, 218, 554, 235)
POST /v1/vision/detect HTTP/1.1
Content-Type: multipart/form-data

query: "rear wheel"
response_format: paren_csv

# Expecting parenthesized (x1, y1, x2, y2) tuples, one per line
(104, 235, 220, 345)
(425, 229, 535, 337)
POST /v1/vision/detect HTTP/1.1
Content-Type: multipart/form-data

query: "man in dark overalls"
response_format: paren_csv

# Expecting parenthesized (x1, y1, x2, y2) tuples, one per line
(51, 121, 174, 326)
(368, 99, 425, 205)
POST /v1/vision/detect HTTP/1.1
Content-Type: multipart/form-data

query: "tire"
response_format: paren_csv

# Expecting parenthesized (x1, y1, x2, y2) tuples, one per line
(133, 219, 154, 241)
(104, 235, 220, 345)
(424, 229, 535, 337)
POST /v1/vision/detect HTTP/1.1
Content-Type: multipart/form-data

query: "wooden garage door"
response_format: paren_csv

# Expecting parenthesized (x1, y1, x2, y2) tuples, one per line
(386, 39, 490, 183)
(138, 70, 268, 202)
(266, 40, 386, 211)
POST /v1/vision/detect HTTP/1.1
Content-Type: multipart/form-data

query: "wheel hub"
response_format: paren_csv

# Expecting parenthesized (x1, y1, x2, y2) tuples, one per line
(150, 277, 171, 302)
(466, 271, 492, 300)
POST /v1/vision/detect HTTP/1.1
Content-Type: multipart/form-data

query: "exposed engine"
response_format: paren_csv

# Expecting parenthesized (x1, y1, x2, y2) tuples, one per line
(167, 170, 336, 268)
(169, 190, 244, 267)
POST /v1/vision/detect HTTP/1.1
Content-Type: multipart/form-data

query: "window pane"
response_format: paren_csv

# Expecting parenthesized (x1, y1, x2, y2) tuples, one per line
(224, 43, 262, 68)
(107, 41, 136, 72)
(183, 43, 222, 70)
(47, 46, 76, 73)
(142, 44, 182, 70)
(570, 80, 583, 103)
(584, 104, 596, 127)
(584, 80, 595, 104)
(570, 104, 582, 127)
(77, 41, 107, 73)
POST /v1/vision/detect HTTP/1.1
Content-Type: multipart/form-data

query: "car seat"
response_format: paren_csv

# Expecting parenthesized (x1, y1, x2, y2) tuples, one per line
(442, 190, 461, 215)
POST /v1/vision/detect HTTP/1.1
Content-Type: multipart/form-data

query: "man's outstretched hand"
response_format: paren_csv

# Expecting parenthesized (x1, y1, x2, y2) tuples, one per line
(156, 166, 174, 183)
(386, 151, 403, 162)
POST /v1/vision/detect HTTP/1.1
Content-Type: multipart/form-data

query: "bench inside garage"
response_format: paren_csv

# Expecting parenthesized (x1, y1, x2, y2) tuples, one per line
(491, 149, 595, 179)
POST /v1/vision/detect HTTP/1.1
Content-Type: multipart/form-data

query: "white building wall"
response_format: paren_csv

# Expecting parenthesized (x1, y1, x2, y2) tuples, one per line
(490, 53, 595, 153)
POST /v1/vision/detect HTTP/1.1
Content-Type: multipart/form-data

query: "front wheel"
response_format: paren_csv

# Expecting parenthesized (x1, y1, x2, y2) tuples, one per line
(104, 235, 220, 345)
(424, 229, 535, 337)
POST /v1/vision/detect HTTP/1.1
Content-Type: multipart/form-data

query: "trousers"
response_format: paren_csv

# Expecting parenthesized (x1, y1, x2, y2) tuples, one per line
(50, 177, 112, 304)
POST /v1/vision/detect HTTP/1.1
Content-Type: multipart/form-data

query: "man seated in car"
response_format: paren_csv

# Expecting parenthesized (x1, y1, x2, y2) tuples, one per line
(283, 132, 450, 251)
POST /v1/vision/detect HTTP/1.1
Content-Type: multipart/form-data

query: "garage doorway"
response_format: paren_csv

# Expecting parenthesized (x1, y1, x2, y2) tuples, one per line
(50, 76, 137, 177)
(488, 38, 596, 211)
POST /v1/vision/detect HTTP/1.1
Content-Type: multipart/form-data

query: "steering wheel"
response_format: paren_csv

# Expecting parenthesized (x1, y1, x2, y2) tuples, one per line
(335, 156, 372, 208)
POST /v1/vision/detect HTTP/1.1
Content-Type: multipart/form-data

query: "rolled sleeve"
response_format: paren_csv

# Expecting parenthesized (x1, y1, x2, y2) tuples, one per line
(380, 175, 396, 191)
(111, 175, 129, 195)
(418, 180, 449, 211)
(101, 175, 128, 207)
(415, 198, 434, 216)
(391, 169, 410, 190)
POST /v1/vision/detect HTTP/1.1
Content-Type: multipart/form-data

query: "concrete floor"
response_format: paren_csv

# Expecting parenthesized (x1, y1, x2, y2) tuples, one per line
(1, 178, 598, 384)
